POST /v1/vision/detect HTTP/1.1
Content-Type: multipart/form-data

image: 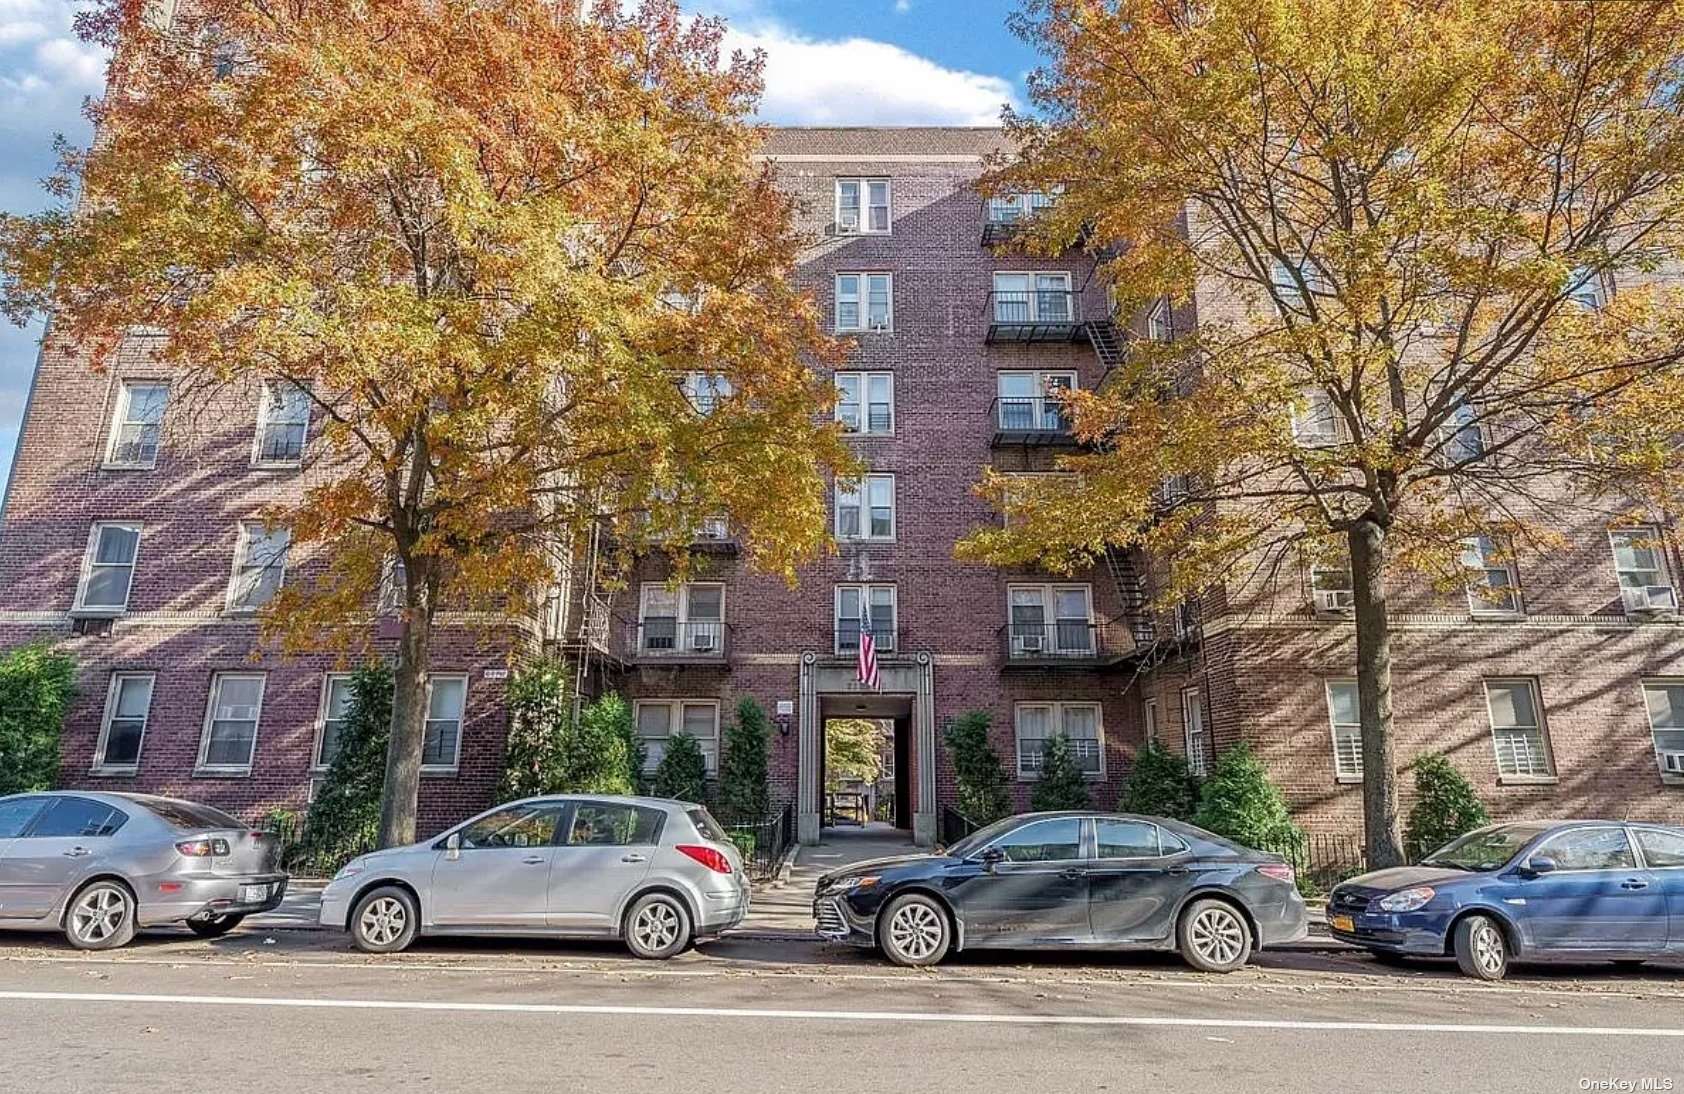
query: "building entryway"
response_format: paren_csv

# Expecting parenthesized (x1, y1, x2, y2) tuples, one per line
(821, 708, 911, 834)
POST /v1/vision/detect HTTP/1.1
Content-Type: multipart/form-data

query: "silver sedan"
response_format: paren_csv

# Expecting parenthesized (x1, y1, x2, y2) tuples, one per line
(0, 791, 287, 949)
(320, 795, 750, 958)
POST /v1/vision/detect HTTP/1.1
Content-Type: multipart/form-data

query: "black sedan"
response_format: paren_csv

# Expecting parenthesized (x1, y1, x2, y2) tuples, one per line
(813, 811, 1308, 970)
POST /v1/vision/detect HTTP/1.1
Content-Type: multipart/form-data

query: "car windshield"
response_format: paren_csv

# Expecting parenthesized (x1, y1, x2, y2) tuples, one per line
(944, 816, 1028, 859)
(1421, 824, 1552, 871)
(139, 798, 242, 830)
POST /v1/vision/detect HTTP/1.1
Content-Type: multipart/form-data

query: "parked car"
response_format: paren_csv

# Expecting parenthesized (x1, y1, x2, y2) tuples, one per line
(1328, 820, 1684, 980)
(319, 795, 748, 959)
(0, 791, 287, 950)
(812, 811, 1308, 971)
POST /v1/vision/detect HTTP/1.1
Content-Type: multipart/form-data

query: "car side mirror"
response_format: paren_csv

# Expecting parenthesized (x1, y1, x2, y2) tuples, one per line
(445, 832, 462, 861)
(1521, 855, 1557, 878)
(978, 847, 1005, 870)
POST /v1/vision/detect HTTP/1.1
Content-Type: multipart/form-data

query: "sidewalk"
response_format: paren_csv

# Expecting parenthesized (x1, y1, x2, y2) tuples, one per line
(736, 828, 915, 938)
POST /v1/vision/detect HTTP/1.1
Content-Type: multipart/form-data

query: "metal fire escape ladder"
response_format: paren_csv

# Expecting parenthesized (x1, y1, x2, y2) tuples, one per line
(1104, 545, 1157, 648)
(1086, 318, 1124, 375)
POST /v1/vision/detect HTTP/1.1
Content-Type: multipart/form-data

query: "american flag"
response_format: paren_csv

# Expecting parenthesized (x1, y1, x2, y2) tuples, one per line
(857, 609, 881, 691)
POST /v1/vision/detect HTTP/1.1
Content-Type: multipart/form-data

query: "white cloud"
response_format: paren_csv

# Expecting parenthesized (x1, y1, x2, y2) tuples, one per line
(894, 0, 912, 12)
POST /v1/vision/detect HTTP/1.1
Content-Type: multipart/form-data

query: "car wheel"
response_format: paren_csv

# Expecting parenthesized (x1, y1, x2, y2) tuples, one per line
(623, 893, 692, 960)
(1177, 898, 1253, 973)
(877, 893, 951, 967)
(64, 880, 137, 951)
(1452, 914, 1508, 981)
(351, 886, 419, 954)
(186, 913, 245, 939)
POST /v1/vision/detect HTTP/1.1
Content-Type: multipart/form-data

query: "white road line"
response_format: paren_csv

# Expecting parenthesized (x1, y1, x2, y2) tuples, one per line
(2, 989, 1683, 1038)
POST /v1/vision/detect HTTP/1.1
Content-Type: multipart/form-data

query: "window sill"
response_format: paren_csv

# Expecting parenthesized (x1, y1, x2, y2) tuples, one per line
(249, 461, 303, 472)
(1334, 775, 1363, 785)
(90, 766, 139, 777)
(1469, 611, 1526, 622)
(1496, 775, 1559, 786)
(193, 767, 252, 779)
(1015, 774, 1108, 783)
(99, 462, 156, 473)
(69, 607, 127, 620)
(420, 766, 460, 777)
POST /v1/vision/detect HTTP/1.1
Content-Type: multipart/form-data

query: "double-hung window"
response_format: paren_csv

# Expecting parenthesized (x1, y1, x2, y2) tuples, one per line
(95, 673, 155, 773)
(1146, 297, 1173, 342)
(105, 381, 169, 468)
(1610, 526, 1677, 613)
(1310, 562, 1354, 614)
(835, 584, 897, 655)
(683, 373, 733, 415)
(1642, 680, 1684, 780)
(1007, 584, 1093, 657)
(227, 523, 291, 611)
(254, 380, 310, 466)
(996, 371, 1075, 432)
(1015, 702, 1103, 779)
(1463, 535, 1522, 615)
(315, 674, 354, 769)
(638, 583, 724, 655)
(836, 372, 894, 435)
(1271, 257, 1326, 314)
(1324, 679, 1363, 780)
(1143, 698, 1160, 742)
(633, 700, 721, 774)
(1484, 679, 1553, 779)
(1292, 387, 1342, 446)
(75, 522, 141, 614)
(1182, 685, 1210, 777)
(836, 273, 893, 332)
(985, 191, 1056, 226)
(836, 474, 895, 541)
(836, 178, 891, 234)
(992, 272, 1072, 323)
(422, 674, 467, 771)
(1569, 265, 1608, 310)
(198, 673, 265, 773)
(1443, 400, 1486, 462)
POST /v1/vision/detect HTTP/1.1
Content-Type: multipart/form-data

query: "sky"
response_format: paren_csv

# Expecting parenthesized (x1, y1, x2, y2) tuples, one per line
(0, 0, 1038, 501)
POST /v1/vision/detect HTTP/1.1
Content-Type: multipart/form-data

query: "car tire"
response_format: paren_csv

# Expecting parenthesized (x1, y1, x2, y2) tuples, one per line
(186, 913, 245, 939)
(350, 886, 419, 954)
(623, 893, 692, 960)
(63, 880, 138, 951)
(1452, 914, 1509, 981)
(1177, 898, 1253, 973)
(877, 893, 951, 968)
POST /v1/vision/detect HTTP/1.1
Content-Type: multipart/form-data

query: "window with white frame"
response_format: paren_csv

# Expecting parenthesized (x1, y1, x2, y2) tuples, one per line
(835, 584, 897, 654)
(199, 673, 265, 772)
(422, 674, 467, 770)
(254, 380, 310, 465)
(836, 474, 895, 540)
(835, 273, 893, 332)
(1016, 702, 1103, 779)
(1146, 297, 1173, 342)
(1463, 535, 1522, 615)
(227, 522, 291, 611)
(95, 673, 155, 772)
(1291, 387, 1341, 446)
(1610, 526, 1677, 613)
(996, 371, 1075, 432)
(985, 191, 1056, 225)
(1007, 584, 1093, 656)
(633, 700, 720, 774)
(1144, 697, 1160, 742)
(1271, 257, 1326, 313)
(992, 272, 1073, 323)
(379, 556, 407, 614)
(1484, 678, 1553, 779)
(1569, 265, 1608, 310)
(1325, 679, 1362, 780)
(1182, 685, 1210, 777)
(637, 583, 724, 654)
(1642, 680, 1684, 780)
(683, 372, 733, 415)
(836, 372, 893, 435)
(105, 381, 169, 468)
(315, 674, 354, 769)
(75, 522, 142, 614)
(1443, 400, 1486, 462)
(835, 178, 891, 234)
(1310, 561, 1354, 613)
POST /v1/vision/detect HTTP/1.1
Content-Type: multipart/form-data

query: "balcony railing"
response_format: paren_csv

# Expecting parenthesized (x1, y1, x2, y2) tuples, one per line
(990, 397, 1075, 446)
(984, 290, 1084, 344)
(999, 622, 1125, 667)
(631, 619, 731, 662)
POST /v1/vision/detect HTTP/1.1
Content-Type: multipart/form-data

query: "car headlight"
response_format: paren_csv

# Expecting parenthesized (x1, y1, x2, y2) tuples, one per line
(332, 858, 366, 883)
(1377, 886, 1436, 912)
(827, 875, 879, 894)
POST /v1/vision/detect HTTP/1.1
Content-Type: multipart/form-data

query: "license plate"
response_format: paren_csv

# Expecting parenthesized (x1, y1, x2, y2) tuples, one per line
(241, 884, 268, 904)
(1329, 914, 1355, 932)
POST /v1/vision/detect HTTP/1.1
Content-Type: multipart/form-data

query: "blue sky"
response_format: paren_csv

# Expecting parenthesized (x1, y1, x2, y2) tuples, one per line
(0, 0, 1034, 501)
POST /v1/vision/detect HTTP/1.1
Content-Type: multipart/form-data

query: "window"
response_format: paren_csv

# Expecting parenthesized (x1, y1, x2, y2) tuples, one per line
(1144, 698, 1160, 742)
(683, 373, 733, 415)
(1610, 527, 1676, 613)
(637, 583, 724, 654)
(105, 381, 168, 468)
(198, 673, 265, 772)
(836, 178, 891, 233)
(1291, 387, 1341, 446)
(1569, 265, 1607, 310)
(456, 802, 566, 849)
(1325, 679, 1362, 780)
(835, 273, 893, 332)
(1484, 679, 1553, 779)
(75, 522, 141, 613)
(1096, 819, 1164, 858)
(985, 191, 1056, 225)
(94, 673, 154, 772)
(992, 272, 1072, 323)
(1007, 584, 1093, 656)
(1146, 297, 1173, 342)
(835, 584, 897, 655)
(227, 523, 291, 611)
(836, 474, 895, 540)
(836, 372, 894, 435)
(1015, 702, 1103, 779)
(1310, 563, 1354, 613)
(1634, 828, 1684, 868)
(996, 372, 1075, 432)
(633, 700, 720, 774)
(379, 556, 407, 614)
(29, 797, 126, 839)
(423, 675, 467, 770)
(254, 380, 310, 465)
(0, 798, 46, 839)
(1642, 681, 1684, 780)
(1444, 400, 1485, 462)
(315, 674, 354, 769)
(985, 817, 1083, 862)
(1271, 257, 1326, 313)
(567, 802, 666, 846)
(1532, 827, 1635, 871)
(1463, 535, 1522, 615)
(1183, 685, 1210, 777)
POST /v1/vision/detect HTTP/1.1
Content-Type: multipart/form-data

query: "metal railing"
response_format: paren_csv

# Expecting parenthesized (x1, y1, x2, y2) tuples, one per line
(985, 289, 1081, 325)
(720, 802, 795, 881)
(1249, 831, 1431, 895)
(999, 621, 1114, 663)
(991, 397, 1072, 435)
(632, 619, 730, 658)
(938, 806, 984, 848)
(264, 808, 380, 880)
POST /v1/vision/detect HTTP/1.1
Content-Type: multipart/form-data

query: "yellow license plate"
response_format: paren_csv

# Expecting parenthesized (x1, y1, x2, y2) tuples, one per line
(1329, 914, 1355, 932)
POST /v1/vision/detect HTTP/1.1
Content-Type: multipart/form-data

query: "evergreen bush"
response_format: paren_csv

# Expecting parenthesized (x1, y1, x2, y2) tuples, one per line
(944, 710, 1012, 824)
(1117, 738, 1196, 820)
(652, 732, 708, 802)
(568, 693, 634, 795)
(717, 698, 772, 821)
(0, 642, 76, 795)
(498, 659, 574, 801)
(295, 663, 392, 871)
(1404, 752, 1491, 858)
(1030, 733, 1092, 811)
(1192, 742, 1302, 850)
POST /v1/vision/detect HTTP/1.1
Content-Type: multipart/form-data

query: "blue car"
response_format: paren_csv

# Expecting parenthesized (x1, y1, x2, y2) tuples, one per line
(1328, 821, 1684, 980)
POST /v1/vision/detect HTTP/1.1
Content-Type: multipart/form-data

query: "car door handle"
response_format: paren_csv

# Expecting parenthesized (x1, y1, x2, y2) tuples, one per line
(1166, 865, 1189, 876)
(62, 847, 90, 859)
(1060, 868, 1086, 881)
(1621, 879, 1650, 890)
(522, 855, 547, 865)
(621, 854, 648, 864)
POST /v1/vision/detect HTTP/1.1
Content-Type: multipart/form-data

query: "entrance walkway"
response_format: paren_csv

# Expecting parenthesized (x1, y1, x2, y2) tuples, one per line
(737, 827, 920, 937)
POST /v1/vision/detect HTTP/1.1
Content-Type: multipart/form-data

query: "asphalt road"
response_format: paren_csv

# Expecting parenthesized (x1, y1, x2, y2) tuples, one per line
(1, 927, 1683, 1093)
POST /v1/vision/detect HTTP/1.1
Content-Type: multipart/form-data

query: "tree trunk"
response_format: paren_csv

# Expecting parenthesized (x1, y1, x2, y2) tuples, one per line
(1349, 516, 1404, 868)
(378, 579, 434, 848)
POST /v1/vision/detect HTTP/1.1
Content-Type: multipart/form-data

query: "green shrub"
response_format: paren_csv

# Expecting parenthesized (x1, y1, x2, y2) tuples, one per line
(652, 732, 708, 802)
(0, 642, 77, 795)
(294, 663, 391, 873)
(498, 659, 574, 801)
(1193, 742, 1302, 850)
(1030, 733, 1092, 811)
(717, 698, 772, 821)
(1404, 752, 1491, 858)
(568, 693, 634, 795)
(944, 710, 1012, 824)
(1117, 738, 1195, 819)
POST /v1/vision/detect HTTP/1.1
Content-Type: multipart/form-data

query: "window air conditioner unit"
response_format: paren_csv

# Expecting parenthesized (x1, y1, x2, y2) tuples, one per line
(1017, 634, 1045, 654)
(1314, 589, 1356, 614)
(1661, 751, 1684, 776)
(1623, 585, 1679, 614)
(867, 318, 890, 332)
(690, 630, 717, 653)
(835, 220, 860, 235)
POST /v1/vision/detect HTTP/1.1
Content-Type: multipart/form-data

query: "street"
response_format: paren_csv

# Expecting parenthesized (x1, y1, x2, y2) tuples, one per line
(1, 926, 1682, 1093)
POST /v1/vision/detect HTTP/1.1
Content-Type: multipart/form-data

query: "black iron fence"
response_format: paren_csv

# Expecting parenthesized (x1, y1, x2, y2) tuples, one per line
(1251, 830, 1430, 894)
(938, 806, 984, 848)
(720, 802, 796, 881)
(263, 808, 379, 880)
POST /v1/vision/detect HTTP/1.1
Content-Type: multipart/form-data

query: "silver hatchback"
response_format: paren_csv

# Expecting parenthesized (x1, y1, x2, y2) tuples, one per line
(319, 795, 750, 958)
(0, 791, 287, 949)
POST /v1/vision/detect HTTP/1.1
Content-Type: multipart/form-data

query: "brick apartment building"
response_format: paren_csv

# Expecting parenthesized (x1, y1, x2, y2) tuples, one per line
(2, 126, 1682, 845)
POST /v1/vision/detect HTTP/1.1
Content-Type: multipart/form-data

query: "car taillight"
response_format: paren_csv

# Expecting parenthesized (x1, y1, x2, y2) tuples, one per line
(1255, 863, 1295, 885)
(676, 844, 732, 874)
(176, 838, 230, 857)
